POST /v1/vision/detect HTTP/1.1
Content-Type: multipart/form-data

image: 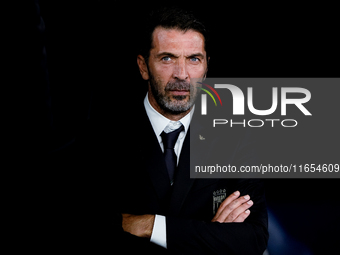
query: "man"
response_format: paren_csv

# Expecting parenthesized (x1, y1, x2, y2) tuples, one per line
(114, 7, 268, 254)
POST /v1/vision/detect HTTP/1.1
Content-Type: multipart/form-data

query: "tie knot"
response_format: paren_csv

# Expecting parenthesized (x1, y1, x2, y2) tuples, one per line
(161, 125, 184, 149)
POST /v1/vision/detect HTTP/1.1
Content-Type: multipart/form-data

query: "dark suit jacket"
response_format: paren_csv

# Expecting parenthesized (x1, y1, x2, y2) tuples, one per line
(108, 101, 268, 255)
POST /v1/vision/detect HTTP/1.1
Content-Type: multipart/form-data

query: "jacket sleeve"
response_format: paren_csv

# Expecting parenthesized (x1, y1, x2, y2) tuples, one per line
(166, 179, 268, 255)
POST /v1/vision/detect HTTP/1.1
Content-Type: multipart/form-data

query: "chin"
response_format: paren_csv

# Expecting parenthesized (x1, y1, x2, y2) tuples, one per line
(163, 98, 192, 114)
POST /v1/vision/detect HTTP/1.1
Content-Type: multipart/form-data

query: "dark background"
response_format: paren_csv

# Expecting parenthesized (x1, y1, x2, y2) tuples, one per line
(20, 1, 339, 254)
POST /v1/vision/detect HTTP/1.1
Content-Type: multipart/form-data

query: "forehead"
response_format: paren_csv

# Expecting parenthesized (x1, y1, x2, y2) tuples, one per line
(151, 27, 205, 55)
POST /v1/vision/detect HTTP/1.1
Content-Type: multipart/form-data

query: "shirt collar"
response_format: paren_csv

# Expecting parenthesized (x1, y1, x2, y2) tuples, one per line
(144, 93, 194, 137)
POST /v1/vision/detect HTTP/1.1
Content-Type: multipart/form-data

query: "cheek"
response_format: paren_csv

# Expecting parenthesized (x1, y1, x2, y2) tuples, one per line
(150, 63, 173, 85)
(154, 64, 174, 79)
(187, 65, 207, 78)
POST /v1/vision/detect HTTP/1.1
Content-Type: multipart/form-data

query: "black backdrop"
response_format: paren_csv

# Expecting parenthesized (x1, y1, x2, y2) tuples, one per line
(20, 1, 339, 254)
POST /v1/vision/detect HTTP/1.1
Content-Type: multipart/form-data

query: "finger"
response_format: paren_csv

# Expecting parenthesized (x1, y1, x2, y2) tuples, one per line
(213, 195, 251, 223)
(212, 191, 240, 221)
(233, 209, 251, 223)
(223, 199, 253, 222)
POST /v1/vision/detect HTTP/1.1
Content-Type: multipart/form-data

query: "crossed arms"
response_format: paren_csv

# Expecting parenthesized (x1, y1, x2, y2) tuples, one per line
(122, 189, 268, 254)
(123, 190, 252, 235)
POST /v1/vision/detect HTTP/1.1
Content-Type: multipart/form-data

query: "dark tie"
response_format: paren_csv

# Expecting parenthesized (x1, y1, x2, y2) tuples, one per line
(161, 125, 184, 184)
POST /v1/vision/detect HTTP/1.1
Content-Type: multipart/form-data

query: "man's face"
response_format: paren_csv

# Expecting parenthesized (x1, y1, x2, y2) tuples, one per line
(138, 27, 208, 115)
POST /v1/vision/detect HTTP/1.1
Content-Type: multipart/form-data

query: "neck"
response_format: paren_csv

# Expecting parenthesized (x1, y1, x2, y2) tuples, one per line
(147, 89, 191, 121)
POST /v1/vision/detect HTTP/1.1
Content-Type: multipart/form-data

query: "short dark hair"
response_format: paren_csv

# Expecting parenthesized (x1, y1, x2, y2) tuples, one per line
(138, 6, 210, 62)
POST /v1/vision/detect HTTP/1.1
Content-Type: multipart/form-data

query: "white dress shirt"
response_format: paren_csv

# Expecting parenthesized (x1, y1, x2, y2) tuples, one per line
(143, 93, 194, 248)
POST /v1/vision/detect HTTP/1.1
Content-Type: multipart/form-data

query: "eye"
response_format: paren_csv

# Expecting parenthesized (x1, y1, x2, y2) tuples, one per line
(190, 57, 200, 62)
(161, 56, 172, 61)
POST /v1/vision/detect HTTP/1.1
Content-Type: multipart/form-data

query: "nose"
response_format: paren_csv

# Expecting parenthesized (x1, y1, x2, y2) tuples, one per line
(173, 58, 188, 80)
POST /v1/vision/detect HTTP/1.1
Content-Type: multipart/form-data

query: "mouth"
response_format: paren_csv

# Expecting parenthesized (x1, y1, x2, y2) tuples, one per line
(168, 90, 190, 96)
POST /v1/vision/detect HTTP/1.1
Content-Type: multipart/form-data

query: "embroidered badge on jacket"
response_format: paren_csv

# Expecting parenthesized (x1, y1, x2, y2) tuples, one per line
(213, 189, 227, 215)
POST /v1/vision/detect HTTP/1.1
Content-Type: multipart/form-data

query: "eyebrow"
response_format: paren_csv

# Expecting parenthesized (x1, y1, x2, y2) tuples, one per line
(156, 52, 205, 59)
(156, 52, 179, 58)
(187, 53, 205, 59)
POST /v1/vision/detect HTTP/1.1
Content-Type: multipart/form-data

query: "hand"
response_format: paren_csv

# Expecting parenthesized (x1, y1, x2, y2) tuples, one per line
(211, 191, 253, 223)
(122, 214, 155, 238)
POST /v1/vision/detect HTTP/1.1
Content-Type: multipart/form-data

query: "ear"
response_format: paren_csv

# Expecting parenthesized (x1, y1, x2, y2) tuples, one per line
(137, 55, 150, 80)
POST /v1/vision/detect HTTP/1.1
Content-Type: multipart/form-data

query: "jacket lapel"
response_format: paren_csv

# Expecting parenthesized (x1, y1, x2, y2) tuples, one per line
(168, 120, 207, 216)
(138, 108, 172, 205)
